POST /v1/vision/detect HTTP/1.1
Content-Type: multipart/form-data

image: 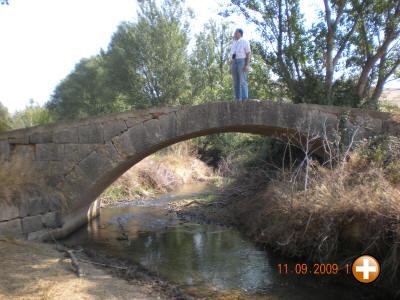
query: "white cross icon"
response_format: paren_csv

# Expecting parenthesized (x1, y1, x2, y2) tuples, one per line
(356, 258, 377, 280)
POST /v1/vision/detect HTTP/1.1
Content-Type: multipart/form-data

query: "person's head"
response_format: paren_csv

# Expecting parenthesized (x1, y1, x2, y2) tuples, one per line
(234, 28, 243, 40)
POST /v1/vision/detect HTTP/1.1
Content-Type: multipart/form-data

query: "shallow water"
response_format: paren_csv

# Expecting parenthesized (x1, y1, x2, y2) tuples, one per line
(63, 183, 384, 299)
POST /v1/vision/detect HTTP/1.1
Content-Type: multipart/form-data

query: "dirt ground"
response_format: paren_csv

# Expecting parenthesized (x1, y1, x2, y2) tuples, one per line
(0, 238, 168, 300)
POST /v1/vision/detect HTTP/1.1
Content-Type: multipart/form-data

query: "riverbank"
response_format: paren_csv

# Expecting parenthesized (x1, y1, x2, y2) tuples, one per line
(0, 238, 178, 299)
(89, 183, 387, 300)
(61, 184, 283, 300)
(4, 136, 398, 299)
(0, 145, 221, 300)
(99, 142, 216, 207)
(172, 136, 400, 295)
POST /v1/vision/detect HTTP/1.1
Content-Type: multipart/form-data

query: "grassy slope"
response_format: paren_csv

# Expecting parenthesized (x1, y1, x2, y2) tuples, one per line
(221, 136, 400, 288)
(99, 142, 215, 206)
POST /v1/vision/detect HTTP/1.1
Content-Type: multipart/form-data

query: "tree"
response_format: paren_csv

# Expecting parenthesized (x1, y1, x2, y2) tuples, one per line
(225, 0, 400, 108)
(189, 20, 233, 102)
(47, 0, 192, 120)
(353, 0, 400, 108)
(12, 100, 54, 129)
(47, 55, 130, 120)
(0, 101, 11, 132)
(130, 0, 192, 107)
(106, 0, 192, 108)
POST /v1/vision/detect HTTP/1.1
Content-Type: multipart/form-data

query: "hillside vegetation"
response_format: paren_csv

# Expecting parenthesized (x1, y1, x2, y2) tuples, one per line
(223, 136, 400, 286)
(99, 142, 214, 206)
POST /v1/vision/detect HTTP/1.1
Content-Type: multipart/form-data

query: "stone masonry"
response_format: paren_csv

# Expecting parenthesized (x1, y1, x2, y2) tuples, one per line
(0, 100, 399, 240)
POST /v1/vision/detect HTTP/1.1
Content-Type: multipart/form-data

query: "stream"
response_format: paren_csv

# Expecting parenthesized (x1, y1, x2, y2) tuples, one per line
(63, 183, 384, 299)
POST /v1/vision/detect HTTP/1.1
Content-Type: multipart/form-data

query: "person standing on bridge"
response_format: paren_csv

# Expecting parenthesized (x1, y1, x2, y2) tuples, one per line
(230, 28, 251, 101)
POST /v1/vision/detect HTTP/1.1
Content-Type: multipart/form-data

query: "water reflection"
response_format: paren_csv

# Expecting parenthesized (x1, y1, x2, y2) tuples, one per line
(63, 185, 386, 299)
(127, 221, 273, 292)
(66, 204, 272, 293)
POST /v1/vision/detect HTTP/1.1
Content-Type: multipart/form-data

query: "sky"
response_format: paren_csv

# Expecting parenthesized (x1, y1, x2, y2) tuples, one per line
(0, 0, 398, 113)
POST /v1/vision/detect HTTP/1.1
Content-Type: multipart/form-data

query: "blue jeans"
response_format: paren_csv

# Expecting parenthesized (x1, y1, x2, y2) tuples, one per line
(231, 58, 248, 101)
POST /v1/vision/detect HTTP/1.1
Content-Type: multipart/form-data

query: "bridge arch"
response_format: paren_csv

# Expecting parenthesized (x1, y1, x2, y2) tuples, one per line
(0, 100, 395, 239)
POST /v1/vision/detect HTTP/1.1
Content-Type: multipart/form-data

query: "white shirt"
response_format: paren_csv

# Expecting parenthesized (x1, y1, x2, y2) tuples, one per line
(230, 38, 251, 59)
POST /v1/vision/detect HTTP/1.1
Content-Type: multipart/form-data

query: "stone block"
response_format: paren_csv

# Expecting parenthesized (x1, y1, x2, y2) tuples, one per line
(126, 123, 148, 153)
(103, 120, 127, 141)
(12, 144, 35, 160)
(143, 118, 163, 145)
(0, 219, 23, 237)
(207, 103, 222, 129)
(111, 124, 146, 157)
(0, 141, 10, 161)
(48, 196, 62, 211)
(78, 144, 98, 160)
(33, 161, 51, 176)
(27, 229, 48, 241)
(355, 114, 382, 134)
(41, 211, 61, 228)
(30, 131, 53, 143)
(216, 102, 233, 127)
(78, 151, 112, 182)
(0, 204, 20, 221)
(258, 101, 280, 127)
(226, 102, 245, 126)
(36, 144, 64, 161)
(111, 134, 136, 158)
(54, 127, 79, 143)
(125, 117, 141, 128)
(383, 120, 400, 136)
(60, 166, 94, 202)
(22, 215, 43, 233)
(64, 144, 80, 162)
(78, 124, 103, 144)
(7, 130, 29, 144)
(282, 103, 302, 129)
(95, 141, 122, 164)
(157, 113, 178, 141)
(48, 160, 74, 176)
(19, 196, 49, 217)
(175, 104, 210, 136)
(53, 127, 79, 144)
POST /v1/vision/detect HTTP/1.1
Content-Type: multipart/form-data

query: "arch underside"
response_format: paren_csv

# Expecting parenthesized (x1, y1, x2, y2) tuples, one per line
(81, 125, 301, 208)
(51, 125, 330, 241)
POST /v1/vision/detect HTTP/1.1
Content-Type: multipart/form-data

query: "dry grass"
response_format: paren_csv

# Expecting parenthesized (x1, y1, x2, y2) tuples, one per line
(380, 88, 400, 108)
(99, 141, 213, 206)
(225, 136, 400, 285)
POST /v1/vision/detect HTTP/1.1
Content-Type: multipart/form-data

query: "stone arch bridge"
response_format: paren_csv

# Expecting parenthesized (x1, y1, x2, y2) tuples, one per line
(0, 100, 399, 240)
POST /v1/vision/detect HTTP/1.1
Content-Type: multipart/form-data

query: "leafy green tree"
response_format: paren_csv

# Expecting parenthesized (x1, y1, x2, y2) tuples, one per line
(130, 0, 192, 107)
(189, 20, 233, 102)
(351, 0, 400, 108)
(225, 0, 311, 102)
(225, 0, 400, 108)
(105, 0, 191, 108)
(12, 100, 54, 129)
(47, 0, 191, 120)
(47, 56, 130, 119)
(248, 52, 284, 100)
(0, 101, 11, 132)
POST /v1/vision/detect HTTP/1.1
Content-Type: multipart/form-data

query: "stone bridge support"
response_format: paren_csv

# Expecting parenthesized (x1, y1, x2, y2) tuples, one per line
(0, 100, 398, 240)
